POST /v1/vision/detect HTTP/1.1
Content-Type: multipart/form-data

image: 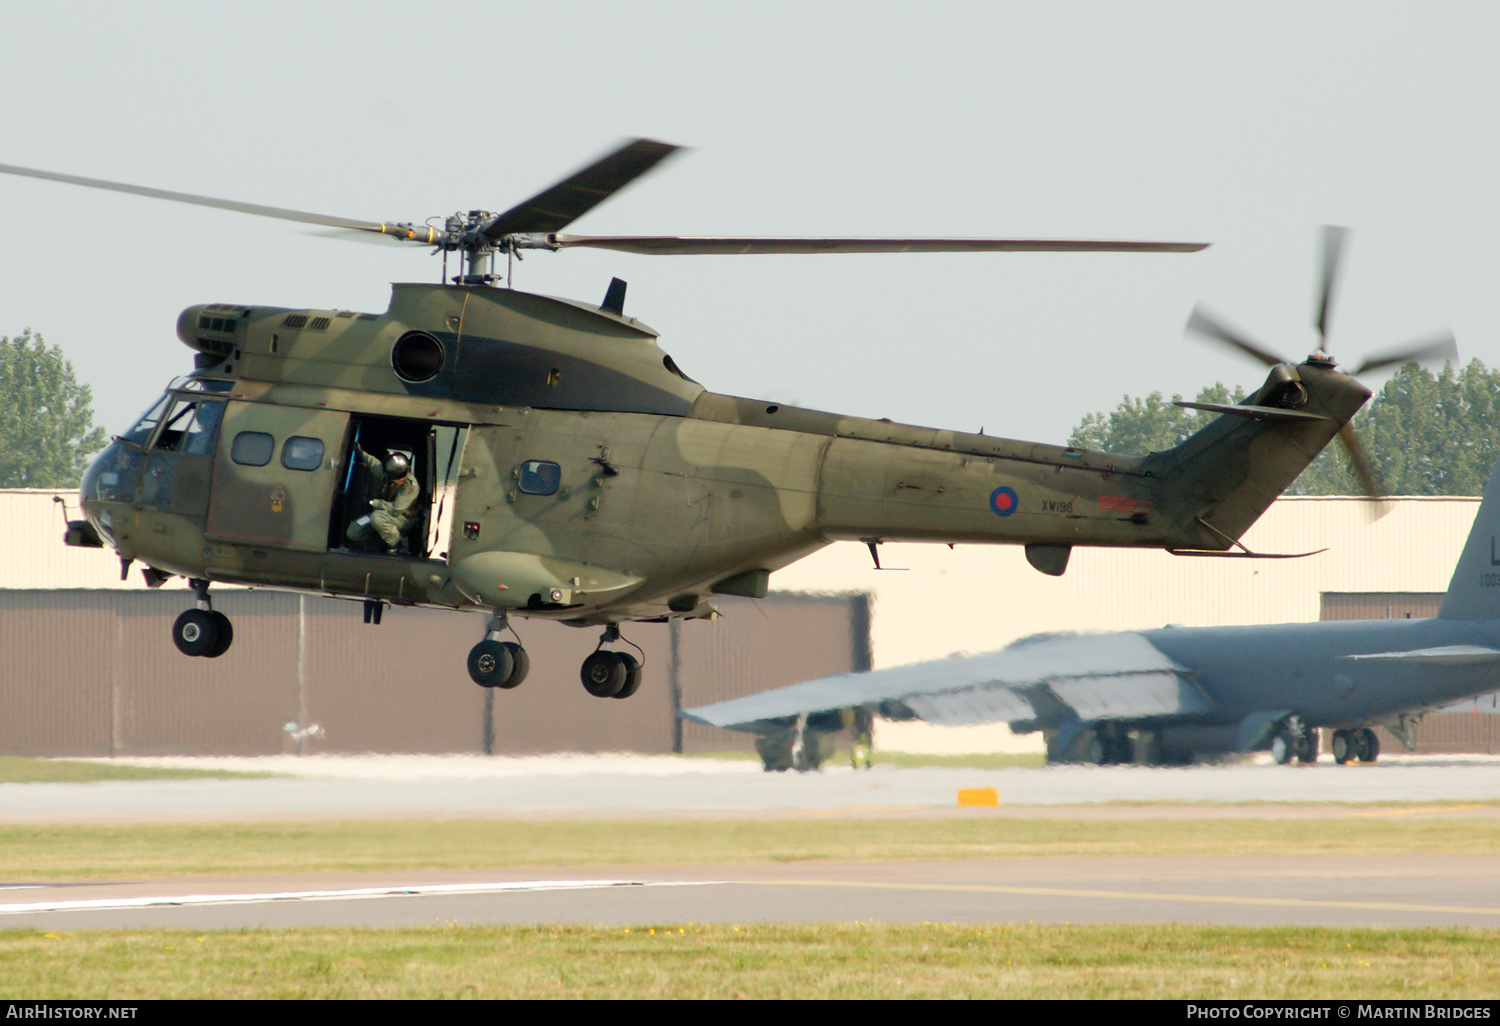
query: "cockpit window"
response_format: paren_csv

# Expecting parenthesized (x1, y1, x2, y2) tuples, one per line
(181, 400, 224, 456)
(120, 394, 170, 447)
(153, 397, 225, 456)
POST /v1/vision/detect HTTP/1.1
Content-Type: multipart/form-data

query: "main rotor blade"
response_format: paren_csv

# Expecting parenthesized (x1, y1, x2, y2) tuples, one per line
(1349, 332, 1459, 376)
(480, 139, 681, 240)
(547, 234, 1209, 255)
(0, 161, 388, 232)
(1315, 225, 1349, 347)
(1185, 305, 1287, 367)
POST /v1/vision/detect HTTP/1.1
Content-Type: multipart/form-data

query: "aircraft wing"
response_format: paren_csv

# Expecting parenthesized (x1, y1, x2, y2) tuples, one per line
(680, 631, 1214, 733)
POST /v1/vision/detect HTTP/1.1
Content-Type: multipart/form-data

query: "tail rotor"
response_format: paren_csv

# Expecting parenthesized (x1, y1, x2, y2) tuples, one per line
(1186, 226, 1457, 504)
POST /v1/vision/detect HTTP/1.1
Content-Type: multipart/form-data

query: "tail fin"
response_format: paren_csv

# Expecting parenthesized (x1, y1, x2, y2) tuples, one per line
(1436, 455, 1500, 620)
(1142, 361, 1371, 550)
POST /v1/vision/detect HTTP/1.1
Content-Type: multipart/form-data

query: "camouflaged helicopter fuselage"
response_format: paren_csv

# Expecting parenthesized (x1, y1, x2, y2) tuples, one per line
(77, 282, 1369, 625)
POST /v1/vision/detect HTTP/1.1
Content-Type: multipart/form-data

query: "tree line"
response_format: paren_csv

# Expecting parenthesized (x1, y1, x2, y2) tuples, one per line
(0, 330, 106, 488)
(1068, 360, 1500, 496)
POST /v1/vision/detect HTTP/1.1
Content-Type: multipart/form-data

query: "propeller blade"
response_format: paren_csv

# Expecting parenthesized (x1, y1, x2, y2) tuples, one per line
(1349, 332, 1459, 376)
(1315, 225, 1349, 346)
(1338, 425, 1387, 515)
(0, 161, 388, 232)
(547, 234, 1209, 255)
(1185, 305, 1287, 367)
(480, 139, 681, 240)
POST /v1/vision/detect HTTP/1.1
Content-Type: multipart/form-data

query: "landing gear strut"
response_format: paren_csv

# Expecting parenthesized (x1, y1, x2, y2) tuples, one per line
(1271, 717, 1319, 765)
(580, 625, 642, 699)
(467, 612, 529, 689)
(172, 578, 233, 658)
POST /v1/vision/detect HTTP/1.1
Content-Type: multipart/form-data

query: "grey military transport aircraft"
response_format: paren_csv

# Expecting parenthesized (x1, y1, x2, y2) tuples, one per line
(683, 457, 1500, 770)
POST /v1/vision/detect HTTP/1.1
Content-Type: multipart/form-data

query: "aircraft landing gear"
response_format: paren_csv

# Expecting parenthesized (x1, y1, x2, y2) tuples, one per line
(172, 579, 233, 658)
(580, 625, 642, 699)
(1271, 718, 1319, 765)
(1332, 727, 1380, 764)
(467, 613, 529, 689)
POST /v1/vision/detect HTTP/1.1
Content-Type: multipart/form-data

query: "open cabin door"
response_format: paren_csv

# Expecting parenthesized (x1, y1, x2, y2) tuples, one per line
(205, 402, 350, 552)
(330, 415, 469, 561)
(424, 423, 468, 562)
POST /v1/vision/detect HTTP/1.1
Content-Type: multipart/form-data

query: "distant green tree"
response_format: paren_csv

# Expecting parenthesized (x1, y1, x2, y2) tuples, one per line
(0, 329, 107, 487)
(1287, 360, 1500, 496)
(1069, 360, 1500, 496)
(1067, 383, 1246, 454)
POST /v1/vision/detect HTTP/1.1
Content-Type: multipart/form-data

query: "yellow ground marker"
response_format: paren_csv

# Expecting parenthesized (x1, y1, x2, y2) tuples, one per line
(957, 787, 999, 807)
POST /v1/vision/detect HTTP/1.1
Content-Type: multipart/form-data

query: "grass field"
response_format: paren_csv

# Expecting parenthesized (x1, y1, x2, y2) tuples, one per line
(3, 923, 1496, 999)
(4, 757, 1498, 998)
(3, 815, 1500, 880)
(0, 755, 272, 783)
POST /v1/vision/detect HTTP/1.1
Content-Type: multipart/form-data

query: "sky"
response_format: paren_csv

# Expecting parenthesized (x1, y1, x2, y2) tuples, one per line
(4, 1, 1500, 447)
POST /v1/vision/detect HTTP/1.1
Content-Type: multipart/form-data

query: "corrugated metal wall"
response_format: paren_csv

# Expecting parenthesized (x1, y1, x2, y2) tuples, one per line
(0, 590, 866, 757)
(1319, 591, 1500, 755)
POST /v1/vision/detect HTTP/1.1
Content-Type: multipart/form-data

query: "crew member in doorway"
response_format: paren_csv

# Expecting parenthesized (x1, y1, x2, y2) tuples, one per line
(347, 447, 420, 554)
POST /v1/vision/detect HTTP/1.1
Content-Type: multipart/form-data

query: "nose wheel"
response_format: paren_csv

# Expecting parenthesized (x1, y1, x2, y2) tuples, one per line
(580, 626, 642, 698)
(172, 580, 233, 658)
(467, 613, 530, 689)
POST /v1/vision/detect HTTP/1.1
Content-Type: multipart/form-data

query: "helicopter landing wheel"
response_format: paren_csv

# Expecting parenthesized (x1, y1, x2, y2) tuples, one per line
(498, 641, 528, 689)
(467, 640, 515, 689)
(172, 609, 220, 658)
(613, 652, 642, 699)
(203, 611, 234, 658)
(581, 650, 627, 697)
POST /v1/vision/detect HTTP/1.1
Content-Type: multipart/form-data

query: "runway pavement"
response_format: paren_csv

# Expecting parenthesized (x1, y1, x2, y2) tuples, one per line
(3, 854, 1498, 930)
(3, 754, 1498, 930)
(5, 752, 1500, 821)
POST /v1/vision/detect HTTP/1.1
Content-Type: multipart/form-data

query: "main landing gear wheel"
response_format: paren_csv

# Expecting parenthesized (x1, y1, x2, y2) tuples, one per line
(467, 612, 530, 689)
(581, 650, 627, 697)
(467, 640, 515, 688)
(1333, 728, 1380, 763)
(614, 652, 642, 699)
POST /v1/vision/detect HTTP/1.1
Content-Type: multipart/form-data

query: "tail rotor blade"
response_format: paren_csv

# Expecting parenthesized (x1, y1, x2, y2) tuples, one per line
(1186, 305, 1287, 367)
(1338, 424, 1389, 518)
(1316, 225, 1349, 348)
(1349, 332, 1459, 376)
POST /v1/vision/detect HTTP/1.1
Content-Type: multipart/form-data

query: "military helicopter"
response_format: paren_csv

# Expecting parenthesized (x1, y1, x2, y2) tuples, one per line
(2, 140, 1427, 699)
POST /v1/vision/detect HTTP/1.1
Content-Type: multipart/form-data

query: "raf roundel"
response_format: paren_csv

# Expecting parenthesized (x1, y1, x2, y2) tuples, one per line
(990, 486, 1019, 517)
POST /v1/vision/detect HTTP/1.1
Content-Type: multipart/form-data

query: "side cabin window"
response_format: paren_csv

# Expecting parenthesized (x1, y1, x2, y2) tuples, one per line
(517, 460, 561, 495)
(282, 436, 324, 471)
(231, 431, 274, 467)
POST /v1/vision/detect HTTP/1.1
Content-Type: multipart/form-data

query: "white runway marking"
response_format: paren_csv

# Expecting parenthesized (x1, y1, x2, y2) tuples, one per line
(0, 879, 715, 915)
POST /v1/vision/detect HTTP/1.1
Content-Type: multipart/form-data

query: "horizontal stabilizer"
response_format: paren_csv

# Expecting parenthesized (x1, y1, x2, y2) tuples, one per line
(1173, 400, 1330, 422)
(1343, 645, 1500, 665)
